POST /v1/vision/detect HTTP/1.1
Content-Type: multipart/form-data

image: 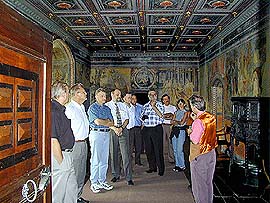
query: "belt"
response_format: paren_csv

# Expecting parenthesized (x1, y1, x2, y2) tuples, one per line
(90, 128, 110, 132)
(162, 123, 172, 125)
(75, 139, 86, 142)
(63, 149, 73, 152)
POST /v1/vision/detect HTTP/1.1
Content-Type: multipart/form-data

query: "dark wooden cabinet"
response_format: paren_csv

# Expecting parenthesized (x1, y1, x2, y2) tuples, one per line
(229, 97, 270, 188)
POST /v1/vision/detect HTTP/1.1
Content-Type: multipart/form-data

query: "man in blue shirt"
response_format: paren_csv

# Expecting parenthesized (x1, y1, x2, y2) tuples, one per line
(129, 94, 143, 166)
(141, 90, 165, 176)
(88, 88, 119, 193)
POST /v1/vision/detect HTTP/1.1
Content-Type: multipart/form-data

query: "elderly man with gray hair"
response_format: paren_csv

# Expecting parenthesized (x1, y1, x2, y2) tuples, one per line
(51, 81, 78, 203)
(65, 83, 90, 203)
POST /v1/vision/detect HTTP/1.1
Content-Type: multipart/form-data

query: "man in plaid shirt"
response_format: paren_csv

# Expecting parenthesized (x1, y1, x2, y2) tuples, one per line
(141, 90, 165, 176)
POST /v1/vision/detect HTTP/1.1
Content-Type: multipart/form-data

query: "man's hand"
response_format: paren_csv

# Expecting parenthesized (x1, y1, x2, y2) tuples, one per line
(150, 100, 156, 107)
(170, 119, 177, 125)
(187, 126, 192, 136)
(51, 138, 63, 164)
(163, 113, 174, 119)
(112, 127, 122, 136)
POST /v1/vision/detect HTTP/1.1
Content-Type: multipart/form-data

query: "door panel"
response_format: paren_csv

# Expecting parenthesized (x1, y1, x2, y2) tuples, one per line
(0, 65, 46, 202)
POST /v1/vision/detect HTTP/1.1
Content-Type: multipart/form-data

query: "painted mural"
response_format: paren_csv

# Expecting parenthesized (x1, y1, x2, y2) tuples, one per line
(90, 66, 199, 105)
(200, 31, 268, 162)
(201, 34, 267, 117)
(52, 39, 75, 86)
(75, 62, 91, 87)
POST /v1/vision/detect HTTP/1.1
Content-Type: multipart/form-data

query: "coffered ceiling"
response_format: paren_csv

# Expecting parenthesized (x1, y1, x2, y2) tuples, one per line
(2, 0, 261, 56)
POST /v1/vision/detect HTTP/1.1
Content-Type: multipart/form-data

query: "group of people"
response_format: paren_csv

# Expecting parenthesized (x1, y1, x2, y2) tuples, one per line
(51, 81, 217, 203)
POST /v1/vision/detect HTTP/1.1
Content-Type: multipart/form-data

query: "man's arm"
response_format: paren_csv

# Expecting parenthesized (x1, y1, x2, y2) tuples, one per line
(51, 138, 63, 164)
(151, 101, 163, 118)
(94, 118, 114, 127)
(163, 112, 174, 119)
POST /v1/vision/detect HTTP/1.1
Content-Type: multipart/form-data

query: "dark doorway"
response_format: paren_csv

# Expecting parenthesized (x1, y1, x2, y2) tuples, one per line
(134, 92, 148, 105)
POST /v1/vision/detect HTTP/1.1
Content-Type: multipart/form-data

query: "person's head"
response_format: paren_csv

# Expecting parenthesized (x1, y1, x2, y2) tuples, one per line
(123, 92, 132, 104)
(131, 94, 137, 105)
(177, 98, 186, 110)
(70, 83, 87, 105)
(189, 94, 206, 113)
(148, 90, 157, 102)
(161, 94, 170, 106)
(95, 88, 106, 105)
(111, 89, 122, 102)
(51, 81, 69, 105)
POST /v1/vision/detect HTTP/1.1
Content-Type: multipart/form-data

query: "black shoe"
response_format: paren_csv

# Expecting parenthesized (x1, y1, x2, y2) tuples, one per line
(158, 172, 164, 176)
(172, 166, 181, 172)
(127, 180, 134, 186)
(77, 197, 90, 203)
(146, 169, 157, 173)
(111, 177, 120, 182)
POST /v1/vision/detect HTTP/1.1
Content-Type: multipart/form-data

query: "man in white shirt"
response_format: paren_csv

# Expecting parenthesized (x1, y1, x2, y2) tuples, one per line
(161, 94, 177, 163)
(65, 83, 90, 203)
(106, 89, 134, 186)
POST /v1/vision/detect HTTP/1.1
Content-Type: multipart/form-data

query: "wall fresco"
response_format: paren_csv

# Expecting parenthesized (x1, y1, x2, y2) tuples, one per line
(201, 33, 267, 117)
(52, 39, 75, 86)
(75, 62, 91, 87)
(90, 66, 199, 105)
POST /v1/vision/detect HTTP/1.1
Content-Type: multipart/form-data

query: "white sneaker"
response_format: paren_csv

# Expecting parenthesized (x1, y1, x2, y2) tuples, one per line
(90, 184, 101, 193)
(99, 182, 113, 190)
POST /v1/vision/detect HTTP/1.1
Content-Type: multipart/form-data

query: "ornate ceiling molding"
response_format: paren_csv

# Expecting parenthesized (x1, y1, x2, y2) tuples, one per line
(2, 0, 90, 56)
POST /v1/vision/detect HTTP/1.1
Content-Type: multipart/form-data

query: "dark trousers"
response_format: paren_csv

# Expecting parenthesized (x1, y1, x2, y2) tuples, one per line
(129, 127, 142, 164)
(142, 124, 165, 174)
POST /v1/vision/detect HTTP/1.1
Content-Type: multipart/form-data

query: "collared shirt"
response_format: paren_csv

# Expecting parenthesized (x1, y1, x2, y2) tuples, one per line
(65, 100, 89, 141)
(51, 99, 75, 150)
(88, 102, 113, 129)
(163, 104, 177, 124)
(141, 101, 164, 127)
(190, 111, 205, 144)
(105, 101, 129, 127)
(125, 103, 135, 129)
(134, 103, 143, 127)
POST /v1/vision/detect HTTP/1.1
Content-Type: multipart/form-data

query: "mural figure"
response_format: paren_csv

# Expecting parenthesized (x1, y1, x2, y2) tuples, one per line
(251, 67, 261, 97)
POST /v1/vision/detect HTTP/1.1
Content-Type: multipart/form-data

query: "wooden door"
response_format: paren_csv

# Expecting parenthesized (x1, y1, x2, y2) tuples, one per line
(0, 2, 52, 202)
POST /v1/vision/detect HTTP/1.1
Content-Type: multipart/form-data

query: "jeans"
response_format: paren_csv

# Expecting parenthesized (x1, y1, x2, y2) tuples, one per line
(89, 130, 110, 185)
(172, 130, 186, 168)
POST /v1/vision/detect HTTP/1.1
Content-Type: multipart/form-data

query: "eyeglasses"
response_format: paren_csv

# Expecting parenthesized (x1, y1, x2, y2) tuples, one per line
(78, 91, 87, 95)
(149, 93, 156, 96)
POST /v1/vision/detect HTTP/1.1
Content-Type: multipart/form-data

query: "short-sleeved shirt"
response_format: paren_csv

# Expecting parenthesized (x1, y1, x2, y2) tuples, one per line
(141, 101, 165, 127)
(65, 100, 89, 140)
(51, 99, 75, 150)
(163, 104, 177, 124)
(175, 109, 187, 127)
(105, 101, 129, 126)
(88, 102, 113, 129)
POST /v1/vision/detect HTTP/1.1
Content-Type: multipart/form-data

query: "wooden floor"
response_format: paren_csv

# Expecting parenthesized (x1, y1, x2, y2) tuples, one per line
(81, 153, 195, 203)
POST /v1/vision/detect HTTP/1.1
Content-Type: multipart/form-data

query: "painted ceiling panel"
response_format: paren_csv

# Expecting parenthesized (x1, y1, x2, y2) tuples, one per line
(2, 0, 259, 55)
